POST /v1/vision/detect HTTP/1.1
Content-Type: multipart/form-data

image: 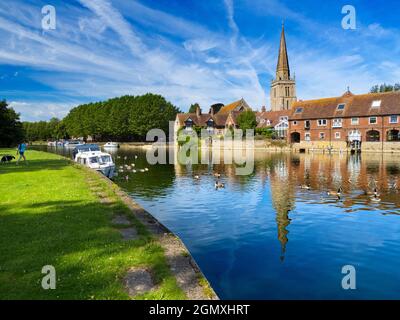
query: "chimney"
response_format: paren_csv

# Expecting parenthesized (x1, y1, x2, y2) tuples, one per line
(261, 106, 266, 113)
(196, 106, 201, 117)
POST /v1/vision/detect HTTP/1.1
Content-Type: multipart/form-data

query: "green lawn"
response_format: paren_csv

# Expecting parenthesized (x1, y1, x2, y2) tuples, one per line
(0, 149, 185, 300)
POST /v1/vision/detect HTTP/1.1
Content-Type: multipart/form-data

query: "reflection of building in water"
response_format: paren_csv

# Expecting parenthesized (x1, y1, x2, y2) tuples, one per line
(269, 155, 296, 261)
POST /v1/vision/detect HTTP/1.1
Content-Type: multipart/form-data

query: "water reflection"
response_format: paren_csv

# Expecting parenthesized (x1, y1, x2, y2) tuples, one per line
(39, 145, 400, 299)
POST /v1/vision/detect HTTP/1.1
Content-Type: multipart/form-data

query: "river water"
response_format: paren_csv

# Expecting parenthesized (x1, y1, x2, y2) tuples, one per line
(40, 145, 400, 299)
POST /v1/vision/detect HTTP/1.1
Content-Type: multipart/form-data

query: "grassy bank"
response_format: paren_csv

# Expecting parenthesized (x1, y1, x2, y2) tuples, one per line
(0, 149, 185, 299)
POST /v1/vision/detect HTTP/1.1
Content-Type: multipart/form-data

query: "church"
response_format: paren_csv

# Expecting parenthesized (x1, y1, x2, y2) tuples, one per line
(174, 24, 400, 152)
(174, 24, 295, 136)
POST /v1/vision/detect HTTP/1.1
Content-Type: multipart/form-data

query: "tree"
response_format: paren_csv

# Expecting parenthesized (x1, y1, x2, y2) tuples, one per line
(0, 100, 24, 147)
(188, 103, 200, 113)
(236, 110, 257, 133)
(128, 94, 180, 140)
(62, 93, 180, 142)
(370, 83, 400, 93)
(210, 103, 224, 114)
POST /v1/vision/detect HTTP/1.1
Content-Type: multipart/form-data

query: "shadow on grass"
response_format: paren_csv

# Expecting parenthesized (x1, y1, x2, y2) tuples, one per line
(0, 159, 70, 175)
(0, 199, 175, 300)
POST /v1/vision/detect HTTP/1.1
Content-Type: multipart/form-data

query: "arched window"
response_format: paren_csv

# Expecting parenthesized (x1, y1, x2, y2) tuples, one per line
(366, 130, 380, 142)
(291, 132, 300, 143)
(387, 129, 400, 141)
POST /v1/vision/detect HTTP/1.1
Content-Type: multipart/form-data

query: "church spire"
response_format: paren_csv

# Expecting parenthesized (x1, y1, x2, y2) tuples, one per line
(276, 23, 290, 80)
(270, 23, 297, 112)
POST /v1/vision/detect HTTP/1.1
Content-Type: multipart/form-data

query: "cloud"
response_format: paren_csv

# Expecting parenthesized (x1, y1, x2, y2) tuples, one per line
(9, 101, 74, 121)
(0, 0, 399, 121)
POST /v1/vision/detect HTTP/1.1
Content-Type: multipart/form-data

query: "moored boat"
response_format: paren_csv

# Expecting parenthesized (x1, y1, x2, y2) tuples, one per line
(73, 144, 116, 178)
(104, 142, 120, 149)
(64, 140, 85, 148)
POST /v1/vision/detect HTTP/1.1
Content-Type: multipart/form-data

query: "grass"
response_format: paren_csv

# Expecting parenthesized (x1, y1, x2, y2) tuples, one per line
(0, 149, 185, 300)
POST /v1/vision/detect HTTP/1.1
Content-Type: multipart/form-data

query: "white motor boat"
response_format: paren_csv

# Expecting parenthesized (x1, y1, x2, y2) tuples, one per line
(64, 140, 85, 148)
(104, 142, 120, 149)
(73, 144, 116, 178)
(47, 141, 57, 147)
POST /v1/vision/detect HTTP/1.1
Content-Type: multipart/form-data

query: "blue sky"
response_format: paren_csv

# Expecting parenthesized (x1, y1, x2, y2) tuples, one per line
(1, 0, 399, 121)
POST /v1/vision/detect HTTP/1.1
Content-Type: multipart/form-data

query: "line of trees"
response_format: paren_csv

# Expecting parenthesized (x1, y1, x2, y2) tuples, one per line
(63, 94, 180, 141)
(0, 100, 24, 147)
(20, 93, 180, 143)
(23, 118, 68, 142)
(370, 83, 400, 93)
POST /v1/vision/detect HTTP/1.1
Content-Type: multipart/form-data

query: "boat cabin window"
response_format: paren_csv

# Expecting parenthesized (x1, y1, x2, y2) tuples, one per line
(89, 157, 98, 164)
(100, 156, 111, 163)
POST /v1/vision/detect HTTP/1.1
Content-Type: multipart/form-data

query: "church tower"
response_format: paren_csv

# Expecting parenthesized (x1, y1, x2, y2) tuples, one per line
(270, 24, 297, 111)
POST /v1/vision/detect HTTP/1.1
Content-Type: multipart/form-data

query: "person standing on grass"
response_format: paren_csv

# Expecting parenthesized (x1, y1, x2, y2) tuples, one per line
(16, 142, 28, 165)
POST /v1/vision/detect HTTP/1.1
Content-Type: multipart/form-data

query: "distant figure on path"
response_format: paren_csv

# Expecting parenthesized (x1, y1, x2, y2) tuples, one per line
(16, 142, 28, 165)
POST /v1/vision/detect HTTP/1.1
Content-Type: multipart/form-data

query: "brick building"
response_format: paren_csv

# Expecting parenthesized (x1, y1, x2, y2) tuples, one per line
(288, 90, 400, 151)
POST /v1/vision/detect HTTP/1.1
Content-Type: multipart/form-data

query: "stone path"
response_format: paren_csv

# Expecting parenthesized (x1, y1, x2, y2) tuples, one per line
(124, 268, 156, 296)
(88, 171, 218, 300)
(119, 228, 139, 241)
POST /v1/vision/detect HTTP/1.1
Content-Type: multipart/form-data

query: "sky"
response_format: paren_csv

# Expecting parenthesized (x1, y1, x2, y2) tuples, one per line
(0, 0, 400, 121)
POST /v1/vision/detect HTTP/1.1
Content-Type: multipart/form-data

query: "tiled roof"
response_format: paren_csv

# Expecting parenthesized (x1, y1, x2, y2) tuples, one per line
(176, 113, 227, 127)
(218, 98, 251, 114)
(290, 91, 400, 120)
(256, 110, 291, 127)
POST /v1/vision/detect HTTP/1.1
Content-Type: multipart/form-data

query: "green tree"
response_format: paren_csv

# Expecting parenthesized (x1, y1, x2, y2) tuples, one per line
(370, 83, 400, 93)
(188, 103, 200, 113)
(0, 100, 24, 147)
(236, 110, 257, 133)
(62, 94, 180, 142)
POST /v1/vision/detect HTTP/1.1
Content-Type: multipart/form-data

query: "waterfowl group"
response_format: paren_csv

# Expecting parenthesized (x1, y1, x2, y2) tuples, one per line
(300, 184, 311, 190)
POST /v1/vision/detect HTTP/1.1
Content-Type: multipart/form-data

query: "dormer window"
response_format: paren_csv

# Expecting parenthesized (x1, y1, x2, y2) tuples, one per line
(371, 100, 381, 108)
(337, 103, 345, 110)
(295, 107, 303, 113)
(185, 118, 193, 127)
(206, 119, 214, 127)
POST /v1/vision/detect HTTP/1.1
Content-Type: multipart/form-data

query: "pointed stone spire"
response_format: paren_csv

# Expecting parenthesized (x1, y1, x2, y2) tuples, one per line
(276, 23, 290, 81)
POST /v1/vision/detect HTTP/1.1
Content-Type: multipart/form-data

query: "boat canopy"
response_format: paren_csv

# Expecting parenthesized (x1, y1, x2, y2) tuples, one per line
(72, 144, 100, 158)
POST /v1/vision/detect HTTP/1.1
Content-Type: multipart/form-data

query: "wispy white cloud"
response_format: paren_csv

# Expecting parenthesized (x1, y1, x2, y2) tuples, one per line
(9, 101, 74, 121)
(0, 0, 399, 121)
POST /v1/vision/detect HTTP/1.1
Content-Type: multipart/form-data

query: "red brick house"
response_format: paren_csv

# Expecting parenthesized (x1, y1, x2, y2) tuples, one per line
(288, 90, 400, 151)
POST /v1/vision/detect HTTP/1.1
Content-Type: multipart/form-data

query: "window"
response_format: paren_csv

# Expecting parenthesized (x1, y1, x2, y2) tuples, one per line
(317, 119, 327, 126)
(293, 121, 298, 125)
(319, 132, 325, 140)
(351, 117, 359, 125)
(369, 117, 377, 124)
(332, 118, 342, 128)
(305, 120, 311, 128)
(335, 132, 341, 139)
(305, 133, 311, 141)
(371, 100, 381, 108)
(185, 118, 193, 127)
(390, 115, 398, 124)
(280, 116, 288, 122)
(295, 107, 303, 113)
(337, 103, 346, 110)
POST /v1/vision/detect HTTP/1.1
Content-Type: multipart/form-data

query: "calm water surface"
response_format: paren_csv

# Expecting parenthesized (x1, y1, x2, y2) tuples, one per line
(42, 146, 400, 299)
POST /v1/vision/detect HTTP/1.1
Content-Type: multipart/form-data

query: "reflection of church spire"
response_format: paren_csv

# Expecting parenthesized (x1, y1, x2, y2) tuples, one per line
(276, 209, 291, 262)
(269, 159, 295, 262)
